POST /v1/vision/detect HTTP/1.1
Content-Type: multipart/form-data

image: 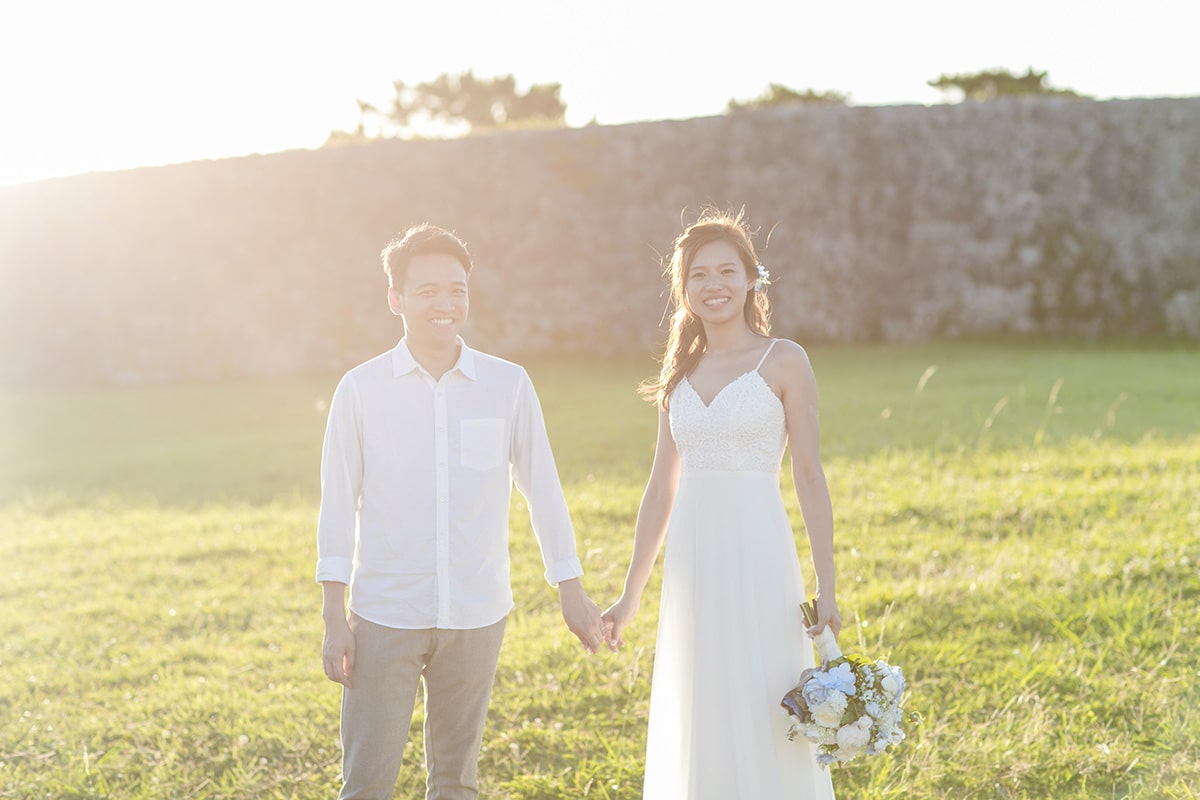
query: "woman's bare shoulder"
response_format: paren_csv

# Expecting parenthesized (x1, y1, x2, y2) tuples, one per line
(766, 338, 814, 372)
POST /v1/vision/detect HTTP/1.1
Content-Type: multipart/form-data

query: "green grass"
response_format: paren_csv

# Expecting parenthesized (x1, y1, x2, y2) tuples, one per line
(1, 341, 1198, 799)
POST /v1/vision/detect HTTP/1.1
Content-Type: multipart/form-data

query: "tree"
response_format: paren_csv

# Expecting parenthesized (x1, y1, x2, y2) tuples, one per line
(341, 70, 567, 141)
(727, 83, 848, 111)
(928, 68, 1089, 102)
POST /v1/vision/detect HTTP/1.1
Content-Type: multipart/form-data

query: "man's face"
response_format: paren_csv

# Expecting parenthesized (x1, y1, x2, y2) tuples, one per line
(388, 252, 469, 348)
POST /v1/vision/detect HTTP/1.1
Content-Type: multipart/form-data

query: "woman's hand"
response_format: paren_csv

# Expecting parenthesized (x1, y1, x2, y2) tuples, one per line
(601, 594, 641, 652)
(806, 592, 842, 640)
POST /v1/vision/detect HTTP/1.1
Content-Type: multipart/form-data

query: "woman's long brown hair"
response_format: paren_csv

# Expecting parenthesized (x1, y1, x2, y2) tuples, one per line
(641, 208, 772, 409)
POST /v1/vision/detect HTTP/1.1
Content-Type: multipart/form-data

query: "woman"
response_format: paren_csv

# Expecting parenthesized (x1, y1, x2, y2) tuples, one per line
(603, 209, 839, 799)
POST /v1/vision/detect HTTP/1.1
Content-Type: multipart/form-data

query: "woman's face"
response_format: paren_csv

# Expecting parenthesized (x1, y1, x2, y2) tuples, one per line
(682, 239, 753, 326)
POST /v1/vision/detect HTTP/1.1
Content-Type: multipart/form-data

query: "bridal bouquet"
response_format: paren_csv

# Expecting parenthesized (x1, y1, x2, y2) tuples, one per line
(780, 599, 920, 767)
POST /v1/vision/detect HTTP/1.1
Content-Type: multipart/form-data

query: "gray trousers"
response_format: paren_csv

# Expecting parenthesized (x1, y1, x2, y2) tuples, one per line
(338, 614, 507, 800)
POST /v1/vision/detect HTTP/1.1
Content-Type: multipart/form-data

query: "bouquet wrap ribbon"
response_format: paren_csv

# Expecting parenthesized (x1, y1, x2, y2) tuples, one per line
(801, 598, 842, 663)
(813, 626, 842, 663)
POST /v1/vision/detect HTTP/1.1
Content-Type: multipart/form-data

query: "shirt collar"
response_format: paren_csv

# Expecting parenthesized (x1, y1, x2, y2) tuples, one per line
(391, 337, 478, 381)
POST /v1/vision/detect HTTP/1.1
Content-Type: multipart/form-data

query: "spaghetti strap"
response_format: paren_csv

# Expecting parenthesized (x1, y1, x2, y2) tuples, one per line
(754, 339, 778, 372)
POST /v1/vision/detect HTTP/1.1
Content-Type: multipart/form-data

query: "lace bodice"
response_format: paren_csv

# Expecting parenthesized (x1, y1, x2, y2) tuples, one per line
(669, 346, 786, 474)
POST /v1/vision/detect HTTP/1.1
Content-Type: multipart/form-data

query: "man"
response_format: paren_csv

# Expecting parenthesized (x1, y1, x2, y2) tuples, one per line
(317, 223, 606, 800)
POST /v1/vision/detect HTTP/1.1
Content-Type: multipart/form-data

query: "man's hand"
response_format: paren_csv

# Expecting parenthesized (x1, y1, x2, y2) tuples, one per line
(320, 577, 357, 691)
(557, 578, 606, 655)
(322, 613, 356, 687)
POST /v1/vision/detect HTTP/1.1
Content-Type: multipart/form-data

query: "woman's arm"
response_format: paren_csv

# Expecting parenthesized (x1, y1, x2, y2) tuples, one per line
(776, 341, 842, 638)
(602, 406, 681, 649)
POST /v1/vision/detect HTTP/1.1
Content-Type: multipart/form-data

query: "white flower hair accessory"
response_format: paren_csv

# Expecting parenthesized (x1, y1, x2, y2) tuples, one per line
(755, 263, 771, 292)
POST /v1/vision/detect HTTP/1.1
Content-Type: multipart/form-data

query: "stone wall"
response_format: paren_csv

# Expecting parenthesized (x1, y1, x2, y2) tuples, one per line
(2, 97, 1197, 388)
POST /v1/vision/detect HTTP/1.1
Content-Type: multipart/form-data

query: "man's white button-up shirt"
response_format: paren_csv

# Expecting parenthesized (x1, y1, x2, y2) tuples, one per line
(316, 339, 583, 630)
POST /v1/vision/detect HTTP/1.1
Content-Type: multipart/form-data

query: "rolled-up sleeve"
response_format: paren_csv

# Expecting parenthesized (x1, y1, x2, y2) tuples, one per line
(509, 371, 583, 587)
(315, 374, 362, 584)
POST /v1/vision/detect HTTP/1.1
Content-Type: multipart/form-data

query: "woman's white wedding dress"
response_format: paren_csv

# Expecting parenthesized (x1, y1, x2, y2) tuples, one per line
(642, 341, 835, 799)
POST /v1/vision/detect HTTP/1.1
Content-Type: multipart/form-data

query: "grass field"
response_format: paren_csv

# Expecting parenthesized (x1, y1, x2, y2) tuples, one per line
(1, 340, 1198, 799)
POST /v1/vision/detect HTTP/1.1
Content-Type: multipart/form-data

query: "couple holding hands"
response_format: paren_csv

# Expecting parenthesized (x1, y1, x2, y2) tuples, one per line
(317, 211, 839, 800)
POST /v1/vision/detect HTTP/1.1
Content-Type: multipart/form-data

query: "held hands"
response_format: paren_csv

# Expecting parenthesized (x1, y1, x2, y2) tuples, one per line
(600, 594, 640, 653)
(558, 578, 608, 655)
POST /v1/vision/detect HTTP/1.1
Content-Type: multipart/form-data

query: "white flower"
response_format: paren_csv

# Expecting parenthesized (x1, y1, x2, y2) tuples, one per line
(835, 716, 873, 757)
(754, 263, 771, 292)
(802, 724, 837, 747)
(811, 692, 849, 727)
(867, 738, 891, 756)
(878, 664, 905, 698)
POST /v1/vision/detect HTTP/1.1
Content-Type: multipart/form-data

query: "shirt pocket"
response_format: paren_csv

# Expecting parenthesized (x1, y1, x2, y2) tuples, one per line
(460, 418, 506, 471)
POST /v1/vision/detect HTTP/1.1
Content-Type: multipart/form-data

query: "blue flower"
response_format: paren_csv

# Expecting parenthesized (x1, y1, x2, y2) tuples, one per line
(811, 662, 857, 696)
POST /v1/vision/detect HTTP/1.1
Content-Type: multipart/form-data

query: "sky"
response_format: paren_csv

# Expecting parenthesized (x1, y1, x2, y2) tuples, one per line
(1, 0, 1197, 187)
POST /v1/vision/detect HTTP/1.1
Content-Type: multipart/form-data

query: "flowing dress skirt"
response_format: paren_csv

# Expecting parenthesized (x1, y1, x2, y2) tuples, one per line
(641, 471, 835, 800)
